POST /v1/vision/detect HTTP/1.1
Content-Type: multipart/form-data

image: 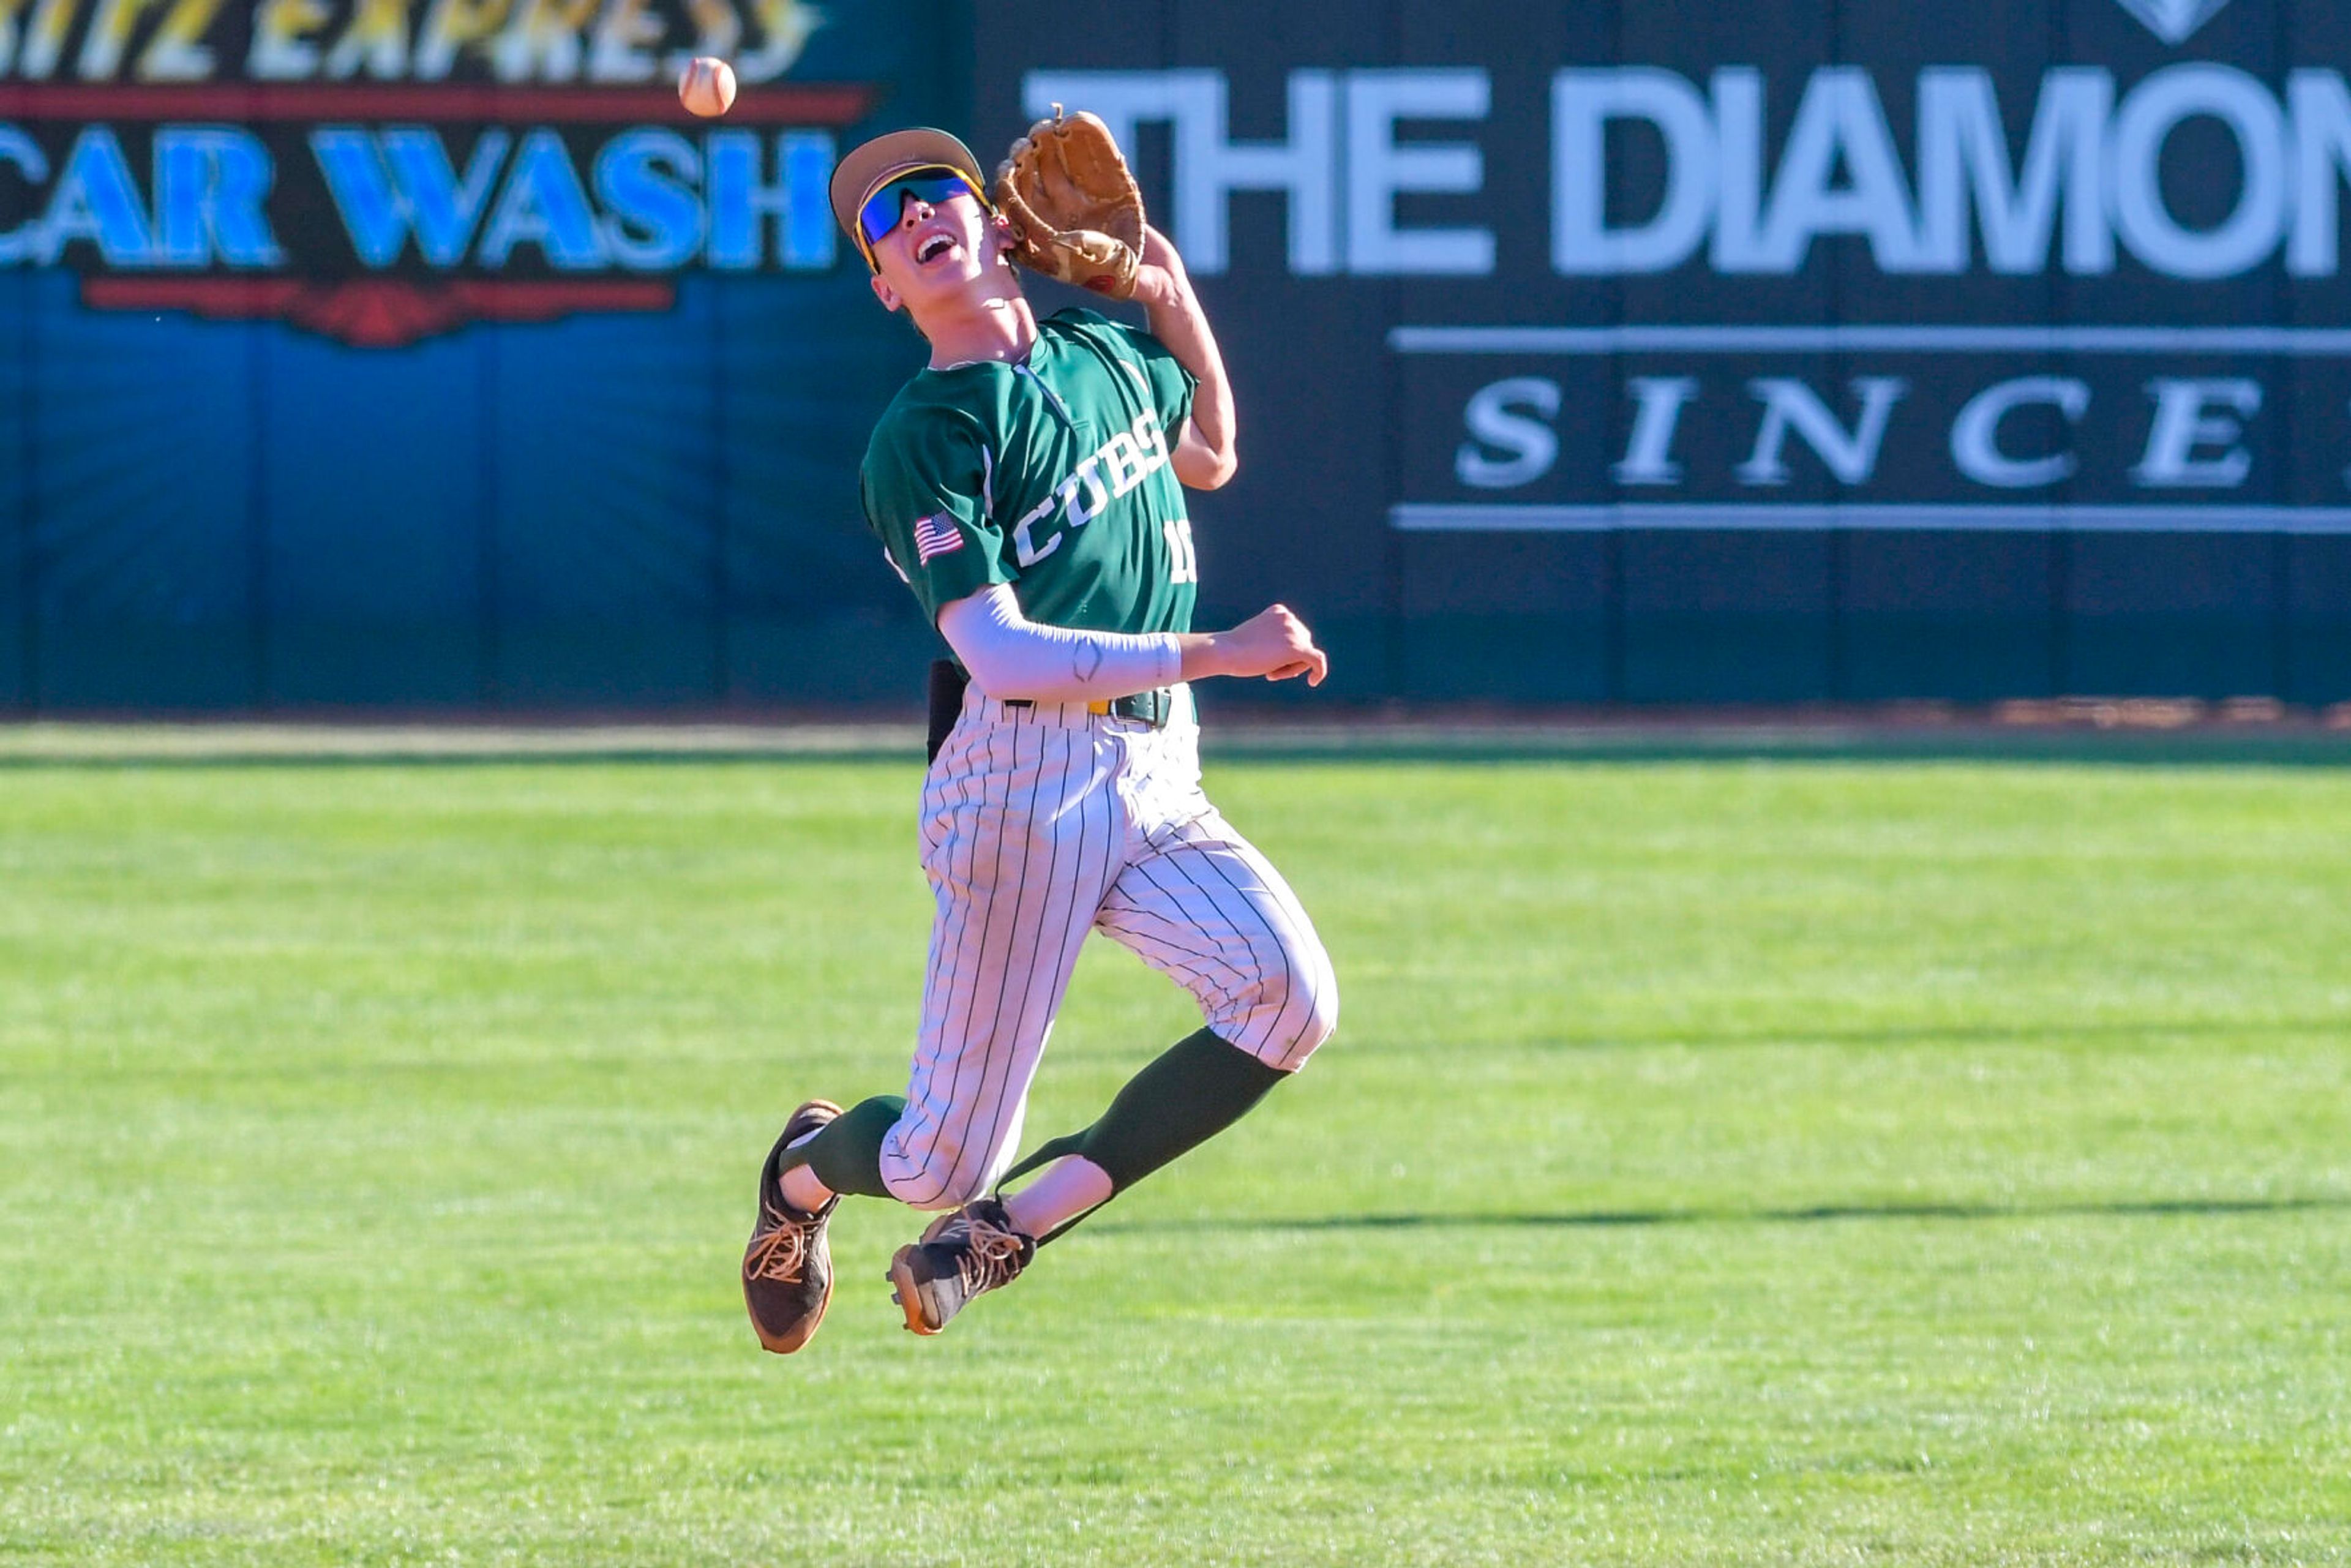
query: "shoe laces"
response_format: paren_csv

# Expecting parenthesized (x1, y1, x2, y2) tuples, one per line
(745, 1206, 817, 1285)
(951, 1210, 1029, 1297)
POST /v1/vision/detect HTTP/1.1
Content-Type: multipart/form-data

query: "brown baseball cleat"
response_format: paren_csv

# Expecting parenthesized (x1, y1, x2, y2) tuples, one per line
(885, 1197, 1036, 1335)
(741, 1099, 843, 1354)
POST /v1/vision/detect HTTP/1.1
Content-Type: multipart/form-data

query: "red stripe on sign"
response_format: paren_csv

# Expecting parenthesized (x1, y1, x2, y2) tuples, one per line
(83, 277, 309, 314)
(449, 279, 673, 309)
(0, 82, 877, 124)
(81, 277, 675, 346)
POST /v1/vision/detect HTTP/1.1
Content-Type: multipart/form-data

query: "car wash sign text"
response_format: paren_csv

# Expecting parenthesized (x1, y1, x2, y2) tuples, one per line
(0, 0, 857, 343)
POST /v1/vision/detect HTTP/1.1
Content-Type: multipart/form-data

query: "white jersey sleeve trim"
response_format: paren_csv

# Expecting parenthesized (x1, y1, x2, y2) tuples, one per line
(937, 583, 1180, 703)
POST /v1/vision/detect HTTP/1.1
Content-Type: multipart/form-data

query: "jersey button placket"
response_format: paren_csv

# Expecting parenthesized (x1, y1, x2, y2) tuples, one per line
(1016, 362, 1077, 432)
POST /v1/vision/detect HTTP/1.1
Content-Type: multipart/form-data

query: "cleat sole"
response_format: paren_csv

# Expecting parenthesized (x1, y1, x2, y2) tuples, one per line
(885, 1248, 940, 1337)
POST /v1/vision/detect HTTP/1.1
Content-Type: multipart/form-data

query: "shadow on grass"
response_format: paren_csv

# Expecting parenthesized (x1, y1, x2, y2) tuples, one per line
(1479, 1015, 2351, 1053)
(1094, 1194, 2348, 1236)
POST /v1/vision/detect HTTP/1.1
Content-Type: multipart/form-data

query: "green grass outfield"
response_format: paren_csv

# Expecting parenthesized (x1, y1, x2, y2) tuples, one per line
(3, 739, 2347, 1566)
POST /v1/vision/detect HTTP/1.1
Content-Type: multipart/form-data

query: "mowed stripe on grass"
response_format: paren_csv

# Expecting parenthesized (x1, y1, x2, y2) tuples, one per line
(2, 756, 2346, 1567)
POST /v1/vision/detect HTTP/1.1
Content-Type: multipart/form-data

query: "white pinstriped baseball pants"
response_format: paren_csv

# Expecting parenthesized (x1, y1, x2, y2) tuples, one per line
(878, 683, 1340, 1210)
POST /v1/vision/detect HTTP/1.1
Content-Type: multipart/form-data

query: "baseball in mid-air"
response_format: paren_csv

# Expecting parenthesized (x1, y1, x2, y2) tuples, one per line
(678, 56, 737, 117)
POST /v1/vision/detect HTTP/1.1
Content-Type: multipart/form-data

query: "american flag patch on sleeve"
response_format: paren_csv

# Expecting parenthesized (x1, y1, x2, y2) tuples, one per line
(912, 513, 964, 564)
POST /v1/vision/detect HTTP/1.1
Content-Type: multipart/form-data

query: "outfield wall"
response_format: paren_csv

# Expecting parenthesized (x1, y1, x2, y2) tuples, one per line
(5, 0, 2350, 711)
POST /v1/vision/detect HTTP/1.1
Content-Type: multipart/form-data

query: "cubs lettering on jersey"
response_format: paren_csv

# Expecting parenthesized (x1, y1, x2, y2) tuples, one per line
(1012, 408, 1173, 568)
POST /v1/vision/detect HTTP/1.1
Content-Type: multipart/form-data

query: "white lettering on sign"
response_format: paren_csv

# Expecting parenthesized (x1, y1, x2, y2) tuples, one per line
(1614, 377, 1701, 486)
(1914, 67, 2112, 274)
(1344, 69, 1493, 275)
(1951, 377, 2091, 489)
(2131, 378, 2262, 487)
(1021, 69, 1340, 274)
(1023, 64, 2351, 280)
(1442, 367, 2293, 497)
(1455, 377, 1558, 489)
(1551, 70, 1715, 274)
(1753, 68, 1927, 273)
(1735, 378, 1908, 487)
(2110, 66, 2288, 279)
(1024, 68, 1484, 276)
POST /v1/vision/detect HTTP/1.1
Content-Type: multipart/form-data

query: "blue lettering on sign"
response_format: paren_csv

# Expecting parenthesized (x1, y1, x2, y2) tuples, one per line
(706, 129, 834, 270)
(778, 130, 834, 269)
(478, 128, 608, 269)
(596, 129, 703, 271)
(312, 127, 511, 267)
(0, 127, 48, 264)
(1, 120, 842, 278)
(154, 129, 284, 267)
(39, 127, 154, 268)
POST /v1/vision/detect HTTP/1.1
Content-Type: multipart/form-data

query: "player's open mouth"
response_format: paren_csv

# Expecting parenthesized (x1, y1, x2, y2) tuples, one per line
(915, 234, 958, 265)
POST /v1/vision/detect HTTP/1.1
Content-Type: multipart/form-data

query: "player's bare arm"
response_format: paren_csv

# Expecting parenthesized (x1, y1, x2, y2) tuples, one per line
(1130, 225, 1239, 489)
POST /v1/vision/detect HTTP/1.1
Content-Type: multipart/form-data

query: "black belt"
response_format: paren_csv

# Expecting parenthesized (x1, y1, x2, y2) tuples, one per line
(1001, 688, 1173, 727)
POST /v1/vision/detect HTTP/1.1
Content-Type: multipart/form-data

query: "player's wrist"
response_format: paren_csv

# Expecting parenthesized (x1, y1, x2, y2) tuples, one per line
(1174, 632, 1234, 682)
(1133, 265, 1188, 312)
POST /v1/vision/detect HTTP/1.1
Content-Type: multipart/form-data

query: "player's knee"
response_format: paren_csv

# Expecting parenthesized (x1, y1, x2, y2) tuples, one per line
(1289, 962, 1340, 1060)
(1241, 951, 1338, 1068)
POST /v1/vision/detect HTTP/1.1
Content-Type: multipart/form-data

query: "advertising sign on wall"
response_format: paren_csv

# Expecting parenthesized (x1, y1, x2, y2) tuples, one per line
(2, 0, 849, 343)
(3, 0, 966, 710)
(984, 0, 2351, 703)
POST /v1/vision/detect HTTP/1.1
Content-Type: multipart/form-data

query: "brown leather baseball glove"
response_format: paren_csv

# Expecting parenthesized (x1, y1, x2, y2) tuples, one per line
(994, 105, 1146, 299)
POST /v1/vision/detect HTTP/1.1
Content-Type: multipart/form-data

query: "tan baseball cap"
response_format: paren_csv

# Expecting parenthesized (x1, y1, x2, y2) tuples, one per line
(829, 128, 991, 264)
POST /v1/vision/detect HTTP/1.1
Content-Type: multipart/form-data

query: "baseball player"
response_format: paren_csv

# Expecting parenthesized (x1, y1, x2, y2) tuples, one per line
(741, 121, 1338, 1349)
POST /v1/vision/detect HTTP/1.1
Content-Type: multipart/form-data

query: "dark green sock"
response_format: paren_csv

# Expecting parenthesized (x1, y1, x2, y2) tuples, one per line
(1000, 1029, 1289, 1237)
(1078, 1028, 1288, 1188)
(776, 1094, 903, 1199)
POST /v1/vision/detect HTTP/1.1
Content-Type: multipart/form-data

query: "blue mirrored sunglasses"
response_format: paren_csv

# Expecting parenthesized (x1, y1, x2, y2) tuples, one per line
(857, 168, 985, 257)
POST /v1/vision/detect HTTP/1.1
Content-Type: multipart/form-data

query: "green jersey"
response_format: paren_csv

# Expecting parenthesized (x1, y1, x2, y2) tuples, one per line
(858, 308, 1201, 637)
